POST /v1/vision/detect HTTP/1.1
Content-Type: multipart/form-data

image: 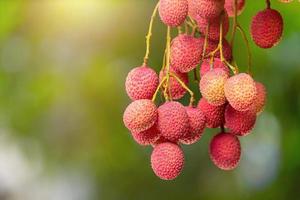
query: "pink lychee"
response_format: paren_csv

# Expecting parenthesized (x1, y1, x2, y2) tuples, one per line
(210, 132, 241, 170)
(159, 67, 189, 100)
(125, 65, 159, 100)
(131, 123, 160, 146)
(151, 142, 184, 180)
(250, 8, 283, 49)
(159, 0, 188, 27)
(157, 101, 189, 142)
(224, 73, 257, 111)
(196, 12, 229, 41)
(224, 0, 246, 17)
(198, 98, 226, 128)
(170, 34, 203, 73)
(123, 99, 157, 133)
(200, 58, 230, 77)
(188, 0, 225, 21)
(200, 68, 229, 106)
(225, 104, 256, 136)
(180, 107, 206, 145)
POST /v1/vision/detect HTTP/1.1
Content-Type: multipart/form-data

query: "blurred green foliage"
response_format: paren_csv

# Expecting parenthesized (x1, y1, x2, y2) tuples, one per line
(0, 0, 300, 199)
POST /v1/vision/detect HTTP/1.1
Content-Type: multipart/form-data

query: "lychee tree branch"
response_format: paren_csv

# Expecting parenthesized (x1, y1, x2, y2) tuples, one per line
(143, 2, 159, 66)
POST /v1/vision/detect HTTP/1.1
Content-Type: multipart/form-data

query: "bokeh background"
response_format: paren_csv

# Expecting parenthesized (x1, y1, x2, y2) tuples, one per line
(0, 0, 300, 199)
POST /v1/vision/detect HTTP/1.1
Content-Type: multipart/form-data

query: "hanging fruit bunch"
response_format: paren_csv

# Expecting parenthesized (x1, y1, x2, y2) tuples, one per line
(123, 0, 285, 180)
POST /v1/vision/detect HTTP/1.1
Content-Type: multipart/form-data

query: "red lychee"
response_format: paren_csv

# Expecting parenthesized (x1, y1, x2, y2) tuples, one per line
(170, 34, 203, 73)
(125, 65, 159, 100)
(159, 67, 189, 100)
(203, 38, 232, 61)
(180, 107, 206, 145)
(224, 73, 257, 111)
(200, 68, 229, 106)
(210, 132, 241, 170)
(123, 99, 157, 133)
(250, 8, 283, 49)
(151, 142, 184, 180)
(198, 98, 226, 128)
(225, 105, 256, 136)
(224, 0, 246, 17)
(196, 12, 229, 41)
(200, 58, 230, 77)
(131, 123, 160, 146)
(188, 0, 225, 21)
(159, 0, 188, 27)
(251, 82, 267, 114)
(157, 101, 189, 142)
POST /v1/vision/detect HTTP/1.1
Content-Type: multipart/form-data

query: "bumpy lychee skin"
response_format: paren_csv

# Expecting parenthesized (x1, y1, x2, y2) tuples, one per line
(131, 124, 160, 146)
(200, 58, 230, 77)
(180, 107, 206, 145)
(210, 132, 241, 170)
(123, 99, 157, 133)
(198, 98, 225, 128)
(159, 0, 188, 27)
(224, 0, 246, 17)
(151, 142, 184, 180)
(203, 38, 232, 61)
(225, 105, 256, 136)
(159, 67, 189, 100)
(252, 82, 267, 114)
(200, 68, 229, 106)
(196, 12, 229, 41)
(157, 101, 189, 142)
(125, 66, 159, 100)
(188, 0, 225, 21)
(250, 8, 283, 49)
(170, 34, 203, 73)
(224, 73, 257, 111)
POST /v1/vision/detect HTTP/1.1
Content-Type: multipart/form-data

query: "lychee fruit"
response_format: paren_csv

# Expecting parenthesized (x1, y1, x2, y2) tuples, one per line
(203, 38, 232, 61)
(151, 142, 184, 180)
(170, 34, 203, 73)
(225, 105, 256, 136)
(180, 107, 206, 145)
(224, 73, 257, 111)
(159, 0, 188, 27)
(224, 0, 246, 17)
(151, 136, 171, 147)
(200, 68, 229, 106)
(198, 98, 226, 128)
(123, 99, 158, 133)
(250, 8, 283, 49)
(210, 132, 241, 170)
(159, 67, 189, 100)
(200, 58, 230, 77)
(131, 123, 160, 146)
(125, 65, 159, 100)
(188, 0, 225, 21)
(196, 12, 229, 41)
(157, 101, 189, 142)
(251, 82, 267, 114)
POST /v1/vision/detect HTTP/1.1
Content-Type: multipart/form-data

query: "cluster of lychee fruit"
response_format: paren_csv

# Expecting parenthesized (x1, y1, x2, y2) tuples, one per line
(123, 0, 283, 180)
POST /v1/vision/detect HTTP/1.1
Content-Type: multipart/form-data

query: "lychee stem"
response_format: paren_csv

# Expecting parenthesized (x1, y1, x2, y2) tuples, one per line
(169, 72, 195, 106)
(266, 0, 271, 9)
(143, 2, 159, 66)
(152, 76, 167, 102)
(193, 68, 199, 83)
(237, 25, 252, 74)
(230, 0, 238, 47)
(164, 26, 172, 101)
